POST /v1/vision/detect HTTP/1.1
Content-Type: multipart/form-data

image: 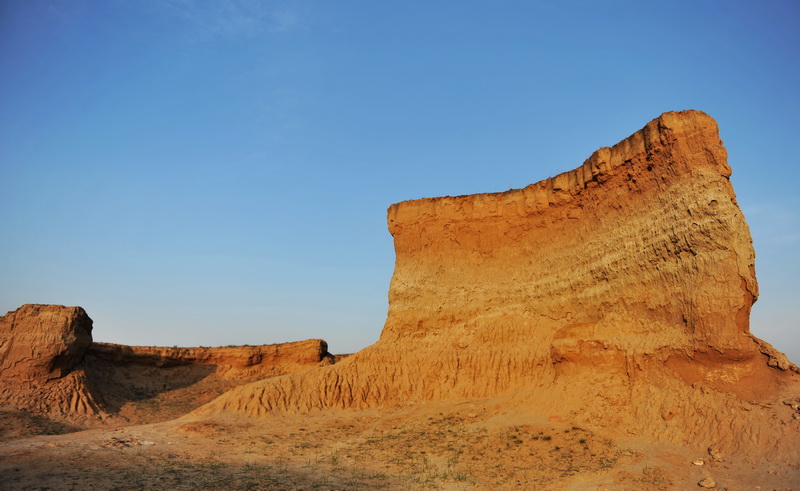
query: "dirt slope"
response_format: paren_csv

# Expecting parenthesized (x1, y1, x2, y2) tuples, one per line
(195, 110, 800, 463)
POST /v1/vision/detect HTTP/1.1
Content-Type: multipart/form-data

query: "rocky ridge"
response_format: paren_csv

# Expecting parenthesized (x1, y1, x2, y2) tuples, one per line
(88, 339, 333, 378)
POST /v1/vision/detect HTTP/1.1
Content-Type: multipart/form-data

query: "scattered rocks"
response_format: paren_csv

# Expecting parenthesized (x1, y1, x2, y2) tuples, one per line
(698, 477, 716, 488)
(106, 437, 156, 448)
(784, 398, 800, 419)
(708, 447, 724, 463)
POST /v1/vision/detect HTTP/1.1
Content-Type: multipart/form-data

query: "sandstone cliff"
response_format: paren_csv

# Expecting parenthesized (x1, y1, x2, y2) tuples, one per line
(196, 111, 800, 459)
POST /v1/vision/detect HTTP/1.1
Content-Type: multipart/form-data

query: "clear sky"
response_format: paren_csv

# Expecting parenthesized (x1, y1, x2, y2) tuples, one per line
(1, 1, 798, 362)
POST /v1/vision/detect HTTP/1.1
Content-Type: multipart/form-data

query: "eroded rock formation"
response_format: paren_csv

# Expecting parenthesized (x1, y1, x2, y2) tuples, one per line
(197, 111, 799, 458)
(0, 304, 333, 433)
(0, 304, 93, 382)
(0, 305, 104, 426)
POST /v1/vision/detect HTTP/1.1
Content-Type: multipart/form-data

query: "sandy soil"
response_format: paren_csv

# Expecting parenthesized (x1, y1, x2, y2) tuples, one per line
(2, 397, 796, 490)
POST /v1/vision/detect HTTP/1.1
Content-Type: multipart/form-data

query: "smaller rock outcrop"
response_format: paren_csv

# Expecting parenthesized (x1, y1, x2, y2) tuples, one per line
(0, 304, 92, 381)
(0, 304, 335, 436)
(0, 305, 103, 426)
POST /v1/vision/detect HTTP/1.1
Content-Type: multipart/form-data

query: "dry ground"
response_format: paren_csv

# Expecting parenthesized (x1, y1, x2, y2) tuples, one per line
(2, 397, 795, 490)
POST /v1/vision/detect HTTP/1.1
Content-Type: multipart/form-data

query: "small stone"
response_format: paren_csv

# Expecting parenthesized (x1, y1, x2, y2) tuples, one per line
(707, 447, 724, 462)
(692, 459, 704, 466)
(698, 477, 716, 488)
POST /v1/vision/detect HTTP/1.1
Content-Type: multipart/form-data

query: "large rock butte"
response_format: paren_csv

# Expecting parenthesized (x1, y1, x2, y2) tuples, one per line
(197, 110, 800, 458)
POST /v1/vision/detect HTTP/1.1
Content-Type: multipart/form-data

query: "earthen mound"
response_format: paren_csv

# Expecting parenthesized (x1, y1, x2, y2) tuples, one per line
(195, 111, 800, 460)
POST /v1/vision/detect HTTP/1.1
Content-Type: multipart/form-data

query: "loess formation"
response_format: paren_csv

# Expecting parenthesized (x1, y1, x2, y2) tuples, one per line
(195, 110, 799, 460)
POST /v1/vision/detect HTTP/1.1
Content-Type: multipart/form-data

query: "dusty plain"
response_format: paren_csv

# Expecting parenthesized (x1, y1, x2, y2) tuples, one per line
(4, 396, 797, 490)
(2, 394, 797, 489)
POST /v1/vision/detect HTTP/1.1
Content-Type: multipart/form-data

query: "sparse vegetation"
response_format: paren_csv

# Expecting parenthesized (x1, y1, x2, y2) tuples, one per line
(0, 401, 664, 490)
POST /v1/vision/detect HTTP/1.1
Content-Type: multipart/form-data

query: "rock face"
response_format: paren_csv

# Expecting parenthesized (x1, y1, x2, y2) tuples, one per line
(385, 109, 756, 361)
(198, 111, 799, 458)
(0, 304, 93, 381)
(0, 305, 103, 424)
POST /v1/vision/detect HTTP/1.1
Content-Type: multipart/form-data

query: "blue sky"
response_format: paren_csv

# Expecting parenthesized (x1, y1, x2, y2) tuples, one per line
(1, 0, 798, 361)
